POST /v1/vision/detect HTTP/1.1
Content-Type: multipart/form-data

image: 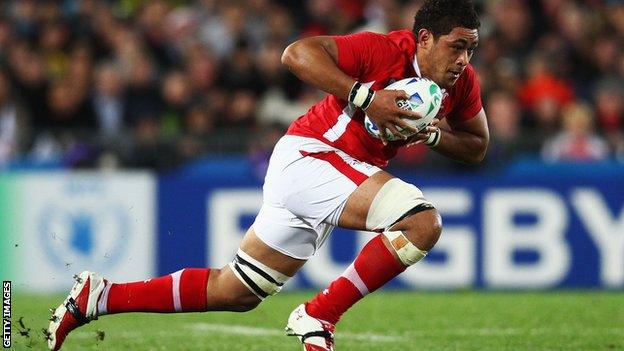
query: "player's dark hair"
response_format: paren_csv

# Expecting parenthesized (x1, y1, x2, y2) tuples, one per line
(413, 0, 480, 39)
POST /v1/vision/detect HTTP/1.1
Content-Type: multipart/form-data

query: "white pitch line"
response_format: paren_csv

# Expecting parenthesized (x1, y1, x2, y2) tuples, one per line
(188, 323, 402, 343)
(71, 323, 402, 343)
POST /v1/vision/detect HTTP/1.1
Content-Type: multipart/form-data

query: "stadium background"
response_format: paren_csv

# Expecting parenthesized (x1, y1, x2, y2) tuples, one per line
(0, 0, 623, 350)
(1, 0, 624, 290)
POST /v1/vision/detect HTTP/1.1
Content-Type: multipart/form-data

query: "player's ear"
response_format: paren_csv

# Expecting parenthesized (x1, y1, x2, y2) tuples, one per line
(417, 29, 433, 49)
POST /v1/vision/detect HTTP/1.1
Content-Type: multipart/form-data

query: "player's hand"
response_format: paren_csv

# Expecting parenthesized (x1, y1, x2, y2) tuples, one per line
(365, 90, 422, 145)
(406, 118, 441, 147)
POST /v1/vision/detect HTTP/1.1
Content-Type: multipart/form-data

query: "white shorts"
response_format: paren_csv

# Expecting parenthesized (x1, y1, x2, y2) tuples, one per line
(252, 135, 381, 259)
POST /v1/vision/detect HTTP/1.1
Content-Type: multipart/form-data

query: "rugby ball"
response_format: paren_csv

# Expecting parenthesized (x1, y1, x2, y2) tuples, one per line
(364, 77, 443, 141)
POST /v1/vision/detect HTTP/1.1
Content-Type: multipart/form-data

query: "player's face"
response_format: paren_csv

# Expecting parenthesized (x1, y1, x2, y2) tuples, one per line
(420, 27, 479, 89)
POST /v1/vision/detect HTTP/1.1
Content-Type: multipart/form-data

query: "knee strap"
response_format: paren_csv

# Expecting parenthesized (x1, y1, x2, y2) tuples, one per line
(229, 249, 291, 300)
(366, 178, 433, 231)
(383, 230, 428, 266)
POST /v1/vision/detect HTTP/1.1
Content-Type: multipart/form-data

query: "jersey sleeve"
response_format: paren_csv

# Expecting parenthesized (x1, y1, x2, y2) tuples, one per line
(447, 65, 483, 125)
(332, 32, 393, 79)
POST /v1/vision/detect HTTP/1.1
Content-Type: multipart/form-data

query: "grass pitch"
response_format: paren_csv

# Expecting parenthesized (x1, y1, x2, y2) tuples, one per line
(10, 290, 624, 350)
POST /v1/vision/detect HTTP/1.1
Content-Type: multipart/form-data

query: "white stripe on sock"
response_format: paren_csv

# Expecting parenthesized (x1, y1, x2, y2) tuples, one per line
(342, 263, 369, 296)
(97, 282, 112, 315)
(171, 269, 184, 312)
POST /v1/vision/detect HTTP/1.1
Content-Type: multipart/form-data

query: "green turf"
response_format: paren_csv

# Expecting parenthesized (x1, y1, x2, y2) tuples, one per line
(9, 291, 624, 350)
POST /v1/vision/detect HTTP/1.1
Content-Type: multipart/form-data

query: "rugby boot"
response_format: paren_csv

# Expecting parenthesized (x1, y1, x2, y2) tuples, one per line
(285, 303, 335, 351)
(45, 271, 106, 350)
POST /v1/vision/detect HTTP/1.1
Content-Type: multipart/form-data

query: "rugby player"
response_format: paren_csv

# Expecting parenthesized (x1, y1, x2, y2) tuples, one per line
(47, 1, 488, 350)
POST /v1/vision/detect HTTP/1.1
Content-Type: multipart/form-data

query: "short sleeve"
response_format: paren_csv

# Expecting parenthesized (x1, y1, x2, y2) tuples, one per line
(447, 65, 483, 125)
(332, 32, 393, 79)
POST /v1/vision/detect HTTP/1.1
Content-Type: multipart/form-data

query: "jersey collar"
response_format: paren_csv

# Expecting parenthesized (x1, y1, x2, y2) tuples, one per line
(412, 54, 421, 77)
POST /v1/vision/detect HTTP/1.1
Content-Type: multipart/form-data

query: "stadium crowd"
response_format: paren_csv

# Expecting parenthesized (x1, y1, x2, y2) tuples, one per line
(0, 0, 623, 171)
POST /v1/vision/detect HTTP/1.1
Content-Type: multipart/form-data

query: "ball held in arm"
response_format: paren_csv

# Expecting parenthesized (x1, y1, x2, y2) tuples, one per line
(364, 77, 443, 141)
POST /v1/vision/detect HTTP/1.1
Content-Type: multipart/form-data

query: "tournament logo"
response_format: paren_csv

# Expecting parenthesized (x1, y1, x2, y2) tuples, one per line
(364, 116, 380, 136)
(39, 202, 130, 272)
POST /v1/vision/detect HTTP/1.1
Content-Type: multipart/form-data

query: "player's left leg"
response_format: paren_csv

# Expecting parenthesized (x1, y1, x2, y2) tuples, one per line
(287, 171, 442, 350)
(304, 206, 440, 324)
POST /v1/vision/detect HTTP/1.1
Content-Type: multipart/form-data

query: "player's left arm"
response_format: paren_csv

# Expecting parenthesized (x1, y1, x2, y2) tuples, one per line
(431, 109, 489, 164)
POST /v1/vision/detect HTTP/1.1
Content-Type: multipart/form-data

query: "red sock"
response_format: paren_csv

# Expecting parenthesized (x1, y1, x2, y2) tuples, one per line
(305, 235, 405, 324)
(98, 268, 210, 315)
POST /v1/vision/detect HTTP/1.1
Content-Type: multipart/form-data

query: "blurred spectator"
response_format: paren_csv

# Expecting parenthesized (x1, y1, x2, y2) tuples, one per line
(9, 0, 38, 41)
(487, 0, 534, 63)
(0, 0, 622, 171)
(176, 103, 215, 163)
(264, 4, 296, 44)
(517, 53, 575, 134)
(92, 62, 128, 138)
(184, 43, 218, 93)
(199, 3, 247, 59)
(217, 39, 263, 94)
(358, 0, 413, 34)
(592, 79, 624, 159)
(125, 54, 161, 126)
(125, 117, 175, 170)
(225, 89, 258, 128)
(136, 0, 175, 68)
(7, 42, 47, 126)
(43, 75, 95, 130)
(258, 86, 323, 126)
(593, 79, 623, 133)
(39, 20, 70, 78)
(0, 19, 13, 56)
(484, 90, 531, 165)
(160, 70, 192, 137)
(0, 69, 28, 165)
(541, 102, 609, 162)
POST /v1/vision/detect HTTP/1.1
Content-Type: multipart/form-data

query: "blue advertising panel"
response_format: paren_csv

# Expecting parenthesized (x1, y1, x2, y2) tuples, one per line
(158, 159, 624, 289)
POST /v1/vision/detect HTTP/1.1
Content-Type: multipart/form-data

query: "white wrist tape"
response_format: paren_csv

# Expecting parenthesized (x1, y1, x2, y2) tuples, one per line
(352, 84, 369, 106)
(348, 82, 375, 110)
(424, 127, 441, 147)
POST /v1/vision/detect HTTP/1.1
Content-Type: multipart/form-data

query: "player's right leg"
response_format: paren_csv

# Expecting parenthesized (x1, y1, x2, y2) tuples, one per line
(46, 228, 306, 351)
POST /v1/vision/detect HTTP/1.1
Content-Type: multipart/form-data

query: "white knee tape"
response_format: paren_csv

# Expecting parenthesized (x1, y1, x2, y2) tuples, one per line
(383, 230, 428, 266)
(366, 178, 433, 231)
(230, 249, 291, 300)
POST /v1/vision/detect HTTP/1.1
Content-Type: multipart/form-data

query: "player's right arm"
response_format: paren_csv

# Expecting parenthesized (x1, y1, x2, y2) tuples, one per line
(281, 36, 419, 144)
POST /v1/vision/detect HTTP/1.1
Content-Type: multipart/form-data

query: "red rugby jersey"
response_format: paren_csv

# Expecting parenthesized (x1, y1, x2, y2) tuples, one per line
(286, 29, 483, 167)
